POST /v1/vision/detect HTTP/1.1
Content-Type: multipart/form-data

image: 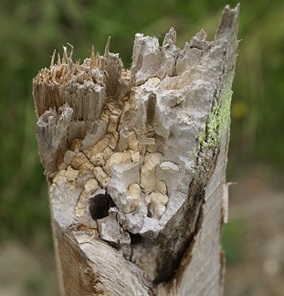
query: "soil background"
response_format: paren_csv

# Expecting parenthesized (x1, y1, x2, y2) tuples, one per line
(224, 164, 284, 296)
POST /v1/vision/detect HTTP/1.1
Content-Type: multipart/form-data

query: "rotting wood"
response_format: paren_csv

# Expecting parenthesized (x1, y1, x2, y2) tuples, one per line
(33, 4, 239, 296)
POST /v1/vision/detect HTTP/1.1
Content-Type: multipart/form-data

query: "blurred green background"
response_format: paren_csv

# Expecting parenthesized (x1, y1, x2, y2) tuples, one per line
(0, 0, 283, 295)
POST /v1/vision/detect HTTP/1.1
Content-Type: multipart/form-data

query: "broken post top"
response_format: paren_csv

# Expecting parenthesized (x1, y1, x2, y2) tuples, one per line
(33, 4, 239, 289)
(33, 4, 238, 125)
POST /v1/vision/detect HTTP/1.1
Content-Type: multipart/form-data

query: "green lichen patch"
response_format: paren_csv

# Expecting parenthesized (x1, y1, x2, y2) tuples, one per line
(199, 74, 234, 150)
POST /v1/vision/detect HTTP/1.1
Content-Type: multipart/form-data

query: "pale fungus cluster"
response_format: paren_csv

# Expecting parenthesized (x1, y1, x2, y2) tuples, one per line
(54, 96, 175, 226)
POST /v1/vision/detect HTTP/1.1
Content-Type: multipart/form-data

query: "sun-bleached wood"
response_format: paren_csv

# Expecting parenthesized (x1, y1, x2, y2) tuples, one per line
(33, 5, 239, 296)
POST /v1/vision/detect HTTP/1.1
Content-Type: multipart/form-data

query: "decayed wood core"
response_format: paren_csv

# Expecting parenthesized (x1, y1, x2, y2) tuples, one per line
(33, 4, 239, 296)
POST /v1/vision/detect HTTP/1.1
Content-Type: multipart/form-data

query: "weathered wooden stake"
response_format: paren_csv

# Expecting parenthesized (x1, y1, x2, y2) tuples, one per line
(33, 5, 239, 296)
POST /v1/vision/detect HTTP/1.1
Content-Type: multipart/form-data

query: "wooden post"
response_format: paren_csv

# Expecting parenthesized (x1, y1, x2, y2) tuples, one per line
(33, 5, 239, 296)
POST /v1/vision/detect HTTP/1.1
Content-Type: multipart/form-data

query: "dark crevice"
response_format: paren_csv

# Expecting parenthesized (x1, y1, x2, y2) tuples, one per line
(88, 193, 115, 220)
(150, 140, 219, 284)
(153, 180, 206, 284)
(130, 233, 143, 245)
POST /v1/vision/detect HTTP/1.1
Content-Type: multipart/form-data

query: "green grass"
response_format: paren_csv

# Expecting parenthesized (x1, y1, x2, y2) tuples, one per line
(222, 219, 244, 265)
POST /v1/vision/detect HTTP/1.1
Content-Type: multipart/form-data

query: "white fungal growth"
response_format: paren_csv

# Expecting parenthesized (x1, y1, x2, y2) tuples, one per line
(75, 178, 99, 217)
(149, 192, 169, 206)
(146, 144, 156, 153)
(159, 161, 180, 172)
(148, 191, 169, 219)
(107, 151, 132, 167)
(156, 181, 167, 195)
(103, 163, 110, 175)
(128, 131, 139, 150)
(79, 160, 94, 175)
(70, 152, 89, 170)
(123, 183, 141, 213)
(103, 147, 113, 160)
(108, 131, 119, 150)
(100, 177, 110, 189)
(92, 167, 110, 188)
(53, 170, 68, 185)
(140, 153, 163, 193)
(65, 166, 79, 180)
(93, 167, 107, 182)
(90, 152, 105, 167)
(131, 151, 141, 163)
(85, 137, 110, 159)
(107, 115, 120, 134)
(149, 204, 166, 219)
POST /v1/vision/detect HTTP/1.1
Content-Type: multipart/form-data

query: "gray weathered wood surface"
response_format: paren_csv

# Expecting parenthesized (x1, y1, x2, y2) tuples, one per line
(33, 4, 239, 295)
